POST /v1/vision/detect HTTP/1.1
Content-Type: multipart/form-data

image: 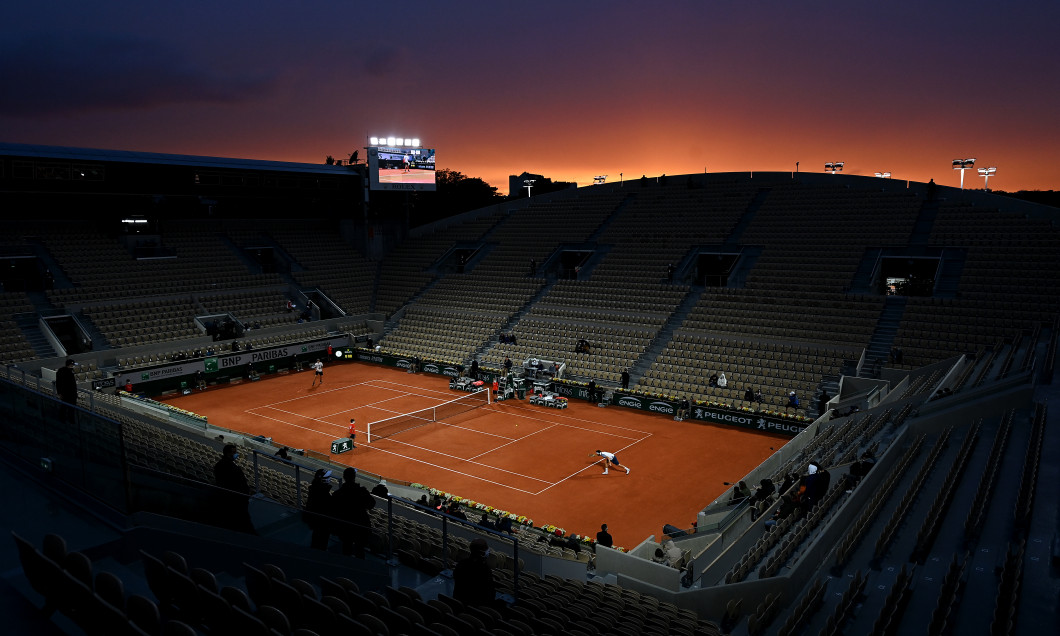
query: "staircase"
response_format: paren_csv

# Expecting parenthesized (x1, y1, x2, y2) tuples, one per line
(471, 278, 560, 364)
(627, 286, 705, 383)
(15, 312, 57, 358)
(908, 198, 940, 247)
(848, 248, 883, 295)
(860, 296, 908, 376)
(934, 248, 967, 298)
(587, 193, 635, 242)
(724, 187, 771, 246)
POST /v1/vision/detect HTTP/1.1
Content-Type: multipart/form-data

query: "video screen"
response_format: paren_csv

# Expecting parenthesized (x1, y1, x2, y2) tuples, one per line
(368, 146, 436, 191)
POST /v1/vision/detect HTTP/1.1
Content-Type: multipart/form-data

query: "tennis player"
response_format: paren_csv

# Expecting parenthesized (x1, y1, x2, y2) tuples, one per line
(594, 450, 630, 475)
(310, 358, 324, 387)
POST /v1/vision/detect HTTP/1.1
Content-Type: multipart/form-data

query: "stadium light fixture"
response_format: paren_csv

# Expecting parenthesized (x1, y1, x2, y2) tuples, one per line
(369, 137, 379, 146)
(387, 137, 397, 147)
(825, 162, 845, 174)
(593, 175, 607, 185)
(874, 172, 892, 178)
(411, 138, 420, 147)
(977, 166, 997, 191)
(952, 158, 976, 189)
(523, 179, 536, 198)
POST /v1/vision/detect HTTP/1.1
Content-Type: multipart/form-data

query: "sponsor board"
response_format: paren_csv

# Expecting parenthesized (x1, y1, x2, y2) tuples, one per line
(691, 407, 806, 436)
(113, 336, 350, 393)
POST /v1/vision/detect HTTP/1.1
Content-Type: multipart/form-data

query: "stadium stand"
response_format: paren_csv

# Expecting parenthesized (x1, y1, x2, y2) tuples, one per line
(1, 153, 1058, 634)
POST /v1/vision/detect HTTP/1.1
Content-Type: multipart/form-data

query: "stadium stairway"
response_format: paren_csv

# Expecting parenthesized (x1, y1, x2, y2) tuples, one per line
(626, 286, 705, 382)
(218, 232, 267, 275)
(908, 197, 940, 246)
(473, 277, 560, 364)
(14, 310, 58, 359)
(24, 237, 75, 290)
(722, 186, 771, 246)
(860, 295, 907, 375)
(934, 248, 967, 298)
(848, 248, 883, 295)
(585, 191, 635, 242)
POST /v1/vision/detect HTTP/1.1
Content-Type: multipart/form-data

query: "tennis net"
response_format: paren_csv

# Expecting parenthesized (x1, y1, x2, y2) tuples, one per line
(366, 388, 491, 443)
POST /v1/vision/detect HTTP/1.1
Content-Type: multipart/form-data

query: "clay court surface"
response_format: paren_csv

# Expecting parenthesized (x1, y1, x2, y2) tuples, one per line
(163, 361, 785, 546)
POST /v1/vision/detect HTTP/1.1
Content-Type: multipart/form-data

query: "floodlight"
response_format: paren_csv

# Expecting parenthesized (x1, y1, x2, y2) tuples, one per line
(411, 138, 420, 147)
(977, 166, 997, 191)
(387, 137, 396, 146)
(875, 172, 891, 178)
(403, 138, 411, 146)
(825, 162, 844, 174)
(952, 157, 976, 189)
(370, 137, 379, 145)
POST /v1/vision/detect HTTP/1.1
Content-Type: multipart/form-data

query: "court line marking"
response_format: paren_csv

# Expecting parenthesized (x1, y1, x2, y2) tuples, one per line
(367, 436, 552, 487)
(242, 409, 346, 437)
(533, 438, 649, 495)
(246, 383, 653, 490)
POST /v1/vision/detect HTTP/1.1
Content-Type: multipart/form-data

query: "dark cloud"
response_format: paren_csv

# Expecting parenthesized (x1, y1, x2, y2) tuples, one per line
(0, 32, 277, 117)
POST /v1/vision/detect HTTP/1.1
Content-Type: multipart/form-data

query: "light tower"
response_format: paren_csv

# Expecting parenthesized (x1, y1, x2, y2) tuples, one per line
(874, 172, 892, 178)
(593, 175, 608, 185)
(523, 179, 536, 198)
(825, 162, 844, 174)
(977, 166, 997, 191)
(952, 158, 976, 189)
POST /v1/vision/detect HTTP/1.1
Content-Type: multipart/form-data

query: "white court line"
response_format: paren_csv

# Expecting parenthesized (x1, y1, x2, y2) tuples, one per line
(532, 437, 650, 496)
(248, 406, 348, 431)
(258, 381, 379, 408)
(468, 422, 560, 461)
(242, 409, 344, 438)
(365, 446, 542, 495)
(368, 437, 551, 486)
(496, 406, 648, 441)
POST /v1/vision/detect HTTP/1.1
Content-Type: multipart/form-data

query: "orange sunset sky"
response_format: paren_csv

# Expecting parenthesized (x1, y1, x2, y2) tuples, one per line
(2, 2, 1057, 194)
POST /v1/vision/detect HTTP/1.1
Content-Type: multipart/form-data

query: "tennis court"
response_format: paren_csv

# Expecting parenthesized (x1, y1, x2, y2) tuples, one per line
(163, 361, 786, 546)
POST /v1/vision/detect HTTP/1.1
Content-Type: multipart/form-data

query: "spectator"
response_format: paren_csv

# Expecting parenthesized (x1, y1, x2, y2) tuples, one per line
(470, 358, 480, 379)
(652, 547, 668, 564)
(676, 396, 691, 421)
(495, 515, 515, 535)
(818, 390, 830, 416)
(849, 452, 876, 481)
(744, 386, 755, 406)
(764, 493, 798, 531)
(331, 467, 375, 557)
(729, 481, 752, 505)
(213, 445, 255, 534)
(596, 524, 614, 548)
(453, 538, 496, 607)
(786, 391, 800, 411)
(56, 359, 78, 405)
(779, 472, 799, 496)
(274, 447, 291, 461)
(504, 356, 513, 374)
(749, 478, 776, 519)
(709, 372, 719, 387)
(304, 469, 334, 550)
(477, 513, 494, 531)
(663, 539, 683, 567)
(754, 387, 764, 409)
(717, 373, 727, 388)
(621, 369, 630, 390)
(588, 378, 598, 403)
(417, 494, 429, 507)
(448, 501, 467, 521)
(371, 480, 389, 498)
